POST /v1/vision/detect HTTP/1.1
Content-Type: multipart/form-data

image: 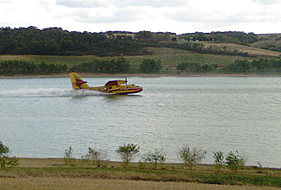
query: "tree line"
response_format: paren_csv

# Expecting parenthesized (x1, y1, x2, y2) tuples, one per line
(2, 57, 281, 75)
(180, 31, 259, 46)
(0, 27, 258, 57)
(224, 58, 281, 73)
(0, 27, 150, 56)
(69, 57, 162, 74)
(1, 140, 245, 174)
(177, 58, 281, 73)
(0, 60, 67, 75)
(0, 58, 163, 75)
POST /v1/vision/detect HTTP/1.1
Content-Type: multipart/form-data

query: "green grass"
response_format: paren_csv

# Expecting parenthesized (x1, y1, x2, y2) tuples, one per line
(1, 158, 281, 188)
(1, 166, 280, 187)
(0, 44, 280, 75)
(0, 55, 100, 67)
(251, 34, 281, 52)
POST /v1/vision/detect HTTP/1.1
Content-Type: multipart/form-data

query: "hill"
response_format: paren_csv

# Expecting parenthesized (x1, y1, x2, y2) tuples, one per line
(251, 34, 281, 52)
(1, 27, 281, 75)
(201, 42, 281, 57)
(1, 27, 280, 57)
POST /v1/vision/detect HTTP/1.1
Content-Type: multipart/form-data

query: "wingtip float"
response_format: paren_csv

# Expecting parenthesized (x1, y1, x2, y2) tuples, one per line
(69, 72, 143, 95)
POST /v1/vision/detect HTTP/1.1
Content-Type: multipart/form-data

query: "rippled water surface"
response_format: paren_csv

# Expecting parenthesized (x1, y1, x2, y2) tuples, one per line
(0, 76, 281, 168)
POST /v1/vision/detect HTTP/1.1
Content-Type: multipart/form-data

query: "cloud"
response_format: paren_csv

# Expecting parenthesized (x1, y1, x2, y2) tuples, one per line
(168, 0, 281, 30)
(56, 0, 110, 8)
(56, 0, 185, 8)
(252, 0, 280, 5)
(75, 7, 145, 23)
(116, 0, 185, 8)
(1, 0, 281, 34)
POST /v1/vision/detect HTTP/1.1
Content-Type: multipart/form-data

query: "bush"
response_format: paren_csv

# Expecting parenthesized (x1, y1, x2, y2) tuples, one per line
(213, 151, 225, 172)
(225, 151, 245, 173)
(143, 149, 166, 169)
(0, 60, 68, 75)
(116, 143, 140, 167)
(63, 146, 76, 166)
(69, 56, 130, 74)
(0, 141, 18, 168)
(139, 59, 162, 73)
(176, 62, 202, 72)
(81, 147, 106, 167)
(179, 145, 207, 170)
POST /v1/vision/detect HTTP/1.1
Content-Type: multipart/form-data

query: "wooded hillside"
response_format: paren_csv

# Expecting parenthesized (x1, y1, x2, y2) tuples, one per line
(1, 27, 281, 75)
(1, 27, 273, 57)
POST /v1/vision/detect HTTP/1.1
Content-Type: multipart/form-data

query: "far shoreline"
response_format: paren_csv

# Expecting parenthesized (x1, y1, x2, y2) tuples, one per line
(16, 157, 280, 169)
(1, 72, 281, 79)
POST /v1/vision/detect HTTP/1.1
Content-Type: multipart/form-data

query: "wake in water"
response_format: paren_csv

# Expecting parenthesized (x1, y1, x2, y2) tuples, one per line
(0, 88, 105, 97)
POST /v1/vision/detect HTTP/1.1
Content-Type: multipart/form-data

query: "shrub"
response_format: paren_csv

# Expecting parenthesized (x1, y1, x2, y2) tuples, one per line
(225, 151, 245, 173)
(63, 146, 76, 166)
(116, 143, 140, 167)
(81, 147, 106, 167)
(213, 151, 225, 172)
(143, 149, 166, 169)
(179, 145, 207, 170)
(0, 141, 18, 168)
(139, 59, 162, 73)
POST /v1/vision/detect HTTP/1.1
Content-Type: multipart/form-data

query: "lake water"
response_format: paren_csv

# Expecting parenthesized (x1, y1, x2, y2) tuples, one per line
(0, 76, 281, 168)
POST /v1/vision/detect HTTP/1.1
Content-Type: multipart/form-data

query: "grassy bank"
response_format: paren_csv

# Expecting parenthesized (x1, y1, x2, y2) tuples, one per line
(0, 50, 241, 74)
(1, 44, 279, 75)
(1, 158, 280, 189)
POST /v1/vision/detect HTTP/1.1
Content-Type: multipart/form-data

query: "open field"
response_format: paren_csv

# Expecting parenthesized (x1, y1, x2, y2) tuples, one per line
(1, 158, 281, 189)
(252, 34, 281, 51)
(201, 42, 281, 57)
(0, 48, 243, 69)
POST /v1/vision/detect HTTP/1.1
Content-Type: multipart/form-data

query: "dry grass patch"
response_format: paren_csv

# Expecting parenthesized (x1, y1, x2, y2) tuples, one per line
(1, 159, 281, 188)
(202, 42, 281, 57)
(0, 178, 279, 190)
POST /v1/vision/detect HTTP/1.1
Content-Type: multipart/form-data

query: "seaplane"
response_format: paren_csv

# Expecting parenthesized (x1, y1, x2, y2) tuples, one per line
(69, 72, 143, 95)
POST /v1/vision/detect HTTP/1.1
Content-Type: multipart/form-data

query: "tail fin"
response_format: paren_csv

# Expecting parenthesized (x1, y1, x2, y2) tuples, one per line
(69, 73, 91, 90)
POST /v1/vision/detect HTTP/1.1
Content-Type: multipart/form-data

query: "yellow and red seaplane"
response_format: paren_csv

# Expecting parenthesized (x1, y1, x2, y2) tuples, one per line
(69, 73, 143, 95)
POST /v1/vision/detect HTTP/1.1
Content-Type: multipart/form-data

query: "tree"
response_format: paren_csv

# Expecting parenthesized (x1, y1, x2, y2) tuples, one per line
(225, 151, 245, 173)
(179, 145, 207, 170)
(64, 146, 76, 166)
(82, 147, 105, 167)
(213, 151, 225, 172)
(226, 59, 252, 72)
(107, 55, 130, 73)
(143, 149, 166, 170)
(176, 62, 202, 72)
(0, 141, 18, 168)
(139, 59, 162, 73)
(116, 143, 140, 167)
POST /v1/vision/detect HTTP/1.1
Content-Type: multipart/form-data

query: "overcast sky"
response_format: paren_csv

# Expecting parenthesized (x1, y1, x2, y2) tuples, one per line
(1, 0, 281, 34)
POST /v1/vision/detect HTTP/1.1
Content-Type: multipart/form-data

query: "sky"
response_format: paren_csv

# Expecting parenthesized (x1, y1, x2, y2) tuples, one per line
(0, 0, 281, 34)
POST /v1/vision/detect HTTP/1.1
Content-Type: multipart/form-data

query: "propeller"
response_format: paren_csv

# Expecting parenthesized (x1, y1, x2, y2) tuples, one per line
(125, 77, 128, 85)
